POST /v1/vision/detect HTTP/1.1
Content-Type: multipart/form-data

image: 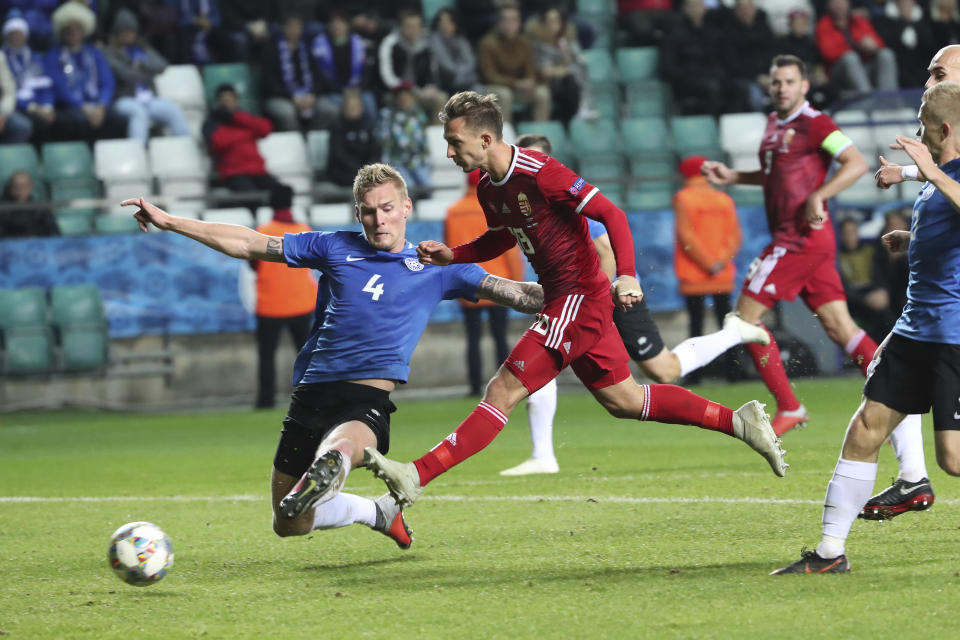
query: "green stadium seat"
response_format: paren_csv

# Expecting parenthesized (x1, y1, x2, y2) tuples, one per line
(94, 214, 141, 235)
(60, 325, 108, 371)
(621, 117, 673, 161)
(0, 144, 41, 185)
(306, 130, 330, 175)
(51, 178, 100, 202)
(55, 212, 92, 236)
(591, 85, 620, 121)
(569, 119, 622, 162)
(730, 186, 765, 207)
(630, 157, 677, 181)
(577, 0, 615, 14)
(583, 49, 617, 87)
(202, 63, 258, 112)
(51, 284, 105, 326)
(515, 120, 574, 165)
(0, 287, 47, 328)
(626, 184, 675, 211)
(42, 142, 95, 180)
(616, 48, 659, 84)
(588, 158, 625, 182)
(670, 115, 721, 157)
(624, 82, 669, 118)
(3, 328, 53, 374)
(422, 0, 448, 23)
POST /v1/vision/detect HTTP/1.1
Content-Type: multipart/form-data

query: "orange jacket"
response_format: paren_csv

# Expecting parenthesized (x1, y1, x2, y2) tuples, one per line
(673, 176, 741, 296)
(254, 220, 318, 317)
(445, 187, 525, 307)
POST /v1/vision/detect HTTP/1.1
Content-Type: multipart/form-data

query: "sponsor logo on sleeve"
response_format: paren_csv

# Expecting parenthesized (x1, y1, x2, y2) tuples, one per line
(568, 177, 585, 196)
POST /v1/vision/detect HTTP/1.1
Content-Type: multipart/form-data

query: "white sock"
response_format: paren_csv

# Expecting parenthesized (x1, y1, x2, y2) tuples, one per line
(889, 414, 927, 482)
(311, 492, 377, 530)
(526, 378, 557, 461)
(672, 327, 741, 378)
(818, 457, 877, 558)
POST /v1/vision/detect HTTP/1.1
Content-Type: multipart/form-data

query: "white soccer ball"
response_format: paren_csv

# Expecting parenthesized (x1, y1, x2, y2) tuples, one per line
(107, 521, 174, 586)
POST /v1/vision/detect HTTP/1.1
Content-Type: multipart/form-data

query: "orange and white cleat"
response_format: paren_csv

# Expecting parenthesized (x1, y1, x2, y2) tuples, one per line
(374, 493, 413, 549)
(772, 404, 808, 436)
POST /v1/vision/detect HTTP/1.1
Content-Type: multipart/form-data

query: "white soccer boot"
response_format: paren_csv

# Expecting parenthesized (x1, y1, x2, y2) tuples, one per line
(499, 457, 559, 476)
(723, 311, 771, 346)
(732, 400, 788, 477)
(363, 447, 423, 508)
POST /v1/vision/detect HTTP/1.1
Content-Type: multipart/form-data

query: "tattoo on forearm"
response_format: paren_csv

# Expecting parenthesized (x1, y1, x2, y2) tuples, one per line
(266, 238, 282, 256)
(478, 275, 544, 314)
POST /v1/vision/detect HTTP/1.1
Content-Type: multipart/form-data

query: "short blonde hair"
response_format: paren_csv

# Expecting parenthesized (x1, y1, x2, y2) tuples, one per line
(921, 81, 960, 131)
(352, 163, 408, 207)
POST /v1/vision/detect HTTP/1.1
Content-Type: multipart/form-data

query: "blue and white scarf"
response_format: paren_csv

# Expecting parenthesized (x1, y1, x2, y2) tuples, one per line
(59, 45, 100, 102)
(278, 37, 312, 96)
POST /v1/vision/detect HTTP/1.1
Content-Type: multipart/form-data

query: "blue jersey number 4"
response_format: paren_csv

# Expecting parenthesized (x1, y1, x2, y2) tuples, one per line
(362, 274, 385, 301)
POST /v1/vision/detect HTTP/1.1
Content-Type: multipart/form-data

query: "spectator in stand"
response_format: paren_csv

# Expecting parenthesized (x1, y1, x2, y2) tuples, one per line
(815, 0, 898, 93)
(6, 0, 57, 49)
(263, 13, 326, 132)
(673, 155, 741, 365)
(660, 0, 726, 115)
(327, 88, 380, 187)
(875, 0, 937, 88)
(837, 215, 896, 341)
(477, 2, 551, 123)
(222, 0, 273, 62)
(455, 0, 501, 44)
(204, 83, 285, 198)
(0, 35, 32, 143)
(776, 8, 835, 108)
(532, 7, 594, 123)
(168, 0, 235, 65)
(429, 8, 484, 97)
(251, 183, 317, 409)
(377, 84, 431, 193)
(873, 208, 910, 315)
(378, 9, 447, 126)
(0, 170, 58, 238)
(3, 15, 53, 141)
(930, 0, 960, 45)
(45, 2, 118, 143)
(619, 0, 676, 47)
(311, 10, 377, 129)
(719, 0, 776, 112)
(445, 169, 525, 396)
(104, 8, 190, 145)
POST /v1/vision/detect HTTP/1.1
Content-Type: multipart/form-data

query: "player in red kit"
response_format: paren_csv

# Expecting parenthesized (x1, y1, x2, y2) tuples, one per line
(702, 55, 928, 505)
(363, 91, 787, 508)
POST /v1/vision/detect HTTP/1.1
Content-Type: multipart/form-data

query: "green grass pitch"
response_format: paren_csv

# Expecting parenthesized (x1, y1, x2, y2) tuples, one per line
(2, 377, 959, 639)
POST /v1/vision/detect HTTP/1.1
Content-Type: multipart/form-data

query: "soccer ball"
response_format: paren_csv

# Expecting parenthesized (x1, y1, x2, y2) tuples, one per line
(107, 521, 174, 586)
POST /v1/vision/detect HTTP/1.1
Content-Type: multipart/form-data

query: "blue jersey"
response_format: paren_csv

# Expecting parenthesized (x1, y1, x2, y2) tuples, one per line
(284, 231, 487, 384)
(893, 158, 960, 345)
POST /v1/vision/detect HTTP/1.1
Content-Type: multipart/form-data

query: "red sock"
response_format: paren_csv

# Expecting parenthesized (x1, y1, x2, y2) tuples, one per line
(845, 329, 877, 376)
(641, 384, 734, 435)
(746, 326, 800, 412)
(414, 402, 508, 486)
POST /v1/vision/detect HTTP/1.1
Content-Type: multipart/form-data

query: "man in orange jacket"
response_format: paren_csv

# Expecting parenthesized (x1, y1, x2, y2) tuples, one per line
(674, 155, 742, 373)
(252, 185, 318, 408)
(445, 169, 525, 395)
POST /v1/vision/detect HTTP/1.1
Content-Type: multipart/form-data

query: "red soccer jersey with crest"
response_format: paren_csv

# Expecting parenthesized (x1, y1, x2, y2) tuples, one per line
(475, 147, 611, 302)
(758, 102, 851, 253)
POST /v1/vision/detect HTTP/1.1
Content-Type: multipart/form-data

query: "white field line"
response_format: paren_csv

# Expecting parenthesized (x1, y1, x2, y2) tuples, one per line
(2, 494, 958, 506)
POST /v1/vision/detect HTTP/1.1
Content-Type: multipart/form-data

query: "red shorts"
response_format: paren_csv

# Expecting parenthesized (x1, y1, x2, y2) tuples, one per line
(504, 293, 632, 393)
(740, 244, 846, 310)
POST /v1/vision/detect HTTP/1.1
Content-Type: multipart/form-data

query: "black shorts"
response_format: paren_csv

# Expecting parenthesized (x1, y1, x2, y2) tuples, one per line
(273, 381, 397, 477)
(613, 297, 664, 362)
(863, 333, 960, 431)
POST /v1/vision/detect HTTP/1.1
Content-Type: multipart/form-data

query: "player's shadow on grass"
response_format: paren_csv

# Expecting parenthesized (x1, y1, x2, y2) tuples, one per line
(299, 554, 419, 572)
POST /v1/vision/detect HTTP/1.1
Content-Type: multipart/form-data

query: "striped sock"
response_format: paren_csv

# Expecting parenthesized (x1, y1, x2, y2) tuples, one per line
(414, 401, 509, 486)
(640, 384, 734, 435)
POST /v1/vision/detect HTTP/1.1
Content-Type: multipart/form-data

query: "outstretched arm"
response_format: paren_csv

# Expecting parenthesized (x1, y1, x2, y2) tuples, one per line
(475, 274, 543, 314)
(418, 227, 517, 266)
(121, 197, 286, 262)
(894, 135, 960, 214)
(702, 160, 764, 186)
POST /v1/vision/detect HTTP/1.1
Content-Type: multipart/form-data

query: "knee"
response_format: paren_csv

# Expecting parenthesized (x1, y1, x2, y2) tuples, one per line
(272, 516, 310, 538)
(936, 450, 960, 477)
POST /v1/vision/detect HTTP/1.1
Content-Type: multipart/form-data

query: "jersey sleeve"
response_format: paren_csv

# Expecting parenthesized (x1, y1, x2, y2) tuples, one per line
(587, 219, 607, 239)
(283, 231, 334, 269)
(440, 263, 487, 302)
(536, 158, 600, 215)
(811, 113, 852, 158)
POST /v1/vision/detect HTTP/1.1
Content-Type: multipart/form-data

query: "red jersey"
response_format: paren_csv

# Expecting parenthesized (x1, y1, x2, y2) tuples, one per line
(758, 102, 850, 253)
(475, 147, 611, 302)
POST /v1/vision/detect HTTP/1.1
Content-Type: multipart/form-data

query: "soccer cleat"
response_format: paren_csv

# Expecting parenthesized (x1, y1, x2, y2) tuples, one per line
(771, 549, 850, 574)
(278, 450, 347, 520)
(373, 493, 413, 549)
(363, 447, 422, 508)
(499, 457, 559, 476)
(723, 311, 771, 346)
(772, 404, 809, 436)
(732, 400, 788, 477)
(858, 477, 935, 521)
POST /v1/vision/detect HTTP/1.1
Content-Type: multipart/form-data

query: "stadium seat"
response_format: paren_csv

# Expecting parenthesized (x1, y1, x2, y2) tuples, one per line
(202, 207, 255, 226)
(871, 107, 917, 124)
(0, 287, 47, 328)
(569, 118, 623, 162)
(155, 65, 206, 112)
(620, 117, 672, 162)
(577, 0, 615, 14)
(149, 137, 208, 198)
(60, 325, 108, 371)
(624, 81, 669, 118)
(42, 142, 95, 180)
(872, 124, 913, 166)
(630, 157, 676, 181)
(3, 329, 52, 374)
(50, 178, 100, 203)
(306, 130, 330, 176)
(670, 115, 721, 157)
(730, 185, 765, 207)
(836, 173, 898, 206)
(515, 120, 573, 166)
(583, 49, 617, 88)
(588, 158, 625, 182)
(94, 214, 142, 234)
(55, 210, 94, 236)
(591, 85, 621, 121)
(719, 112, 767, 157)
(616, 47, 659, 84)
(257, 132, 312, 195)
(422, 0, 448, 24)
(310, 203, 353, 226)
(832, 109, 870, 126)
(415, 198, 449, 221)
(842, 124, 877, 161)
(202, 63, 258, 112)
(626, 184, 675, 211)
(0, 143, 41, 185)
(94, 139, 152, 201)
(426, 124, 463, 190)
(51, 284, 105, 326)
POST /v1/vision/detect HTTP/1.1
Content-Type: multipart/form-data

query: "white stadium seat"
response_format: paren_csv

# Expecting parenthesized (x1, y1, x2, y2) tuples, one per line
(94, 139, 152, 201)
(415, 198, 449, 221)
(202, 207, 255, 226)
(719, 112, 768, 157)
(154, 65, 206, 140)
(832, 109, 869, 126)
(310, 203, 354, 226)
(426, 124, 462, 190)
(258, 132, 312, 195)
(307, 130, 330, 175)
(148, 137, 208, 198)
